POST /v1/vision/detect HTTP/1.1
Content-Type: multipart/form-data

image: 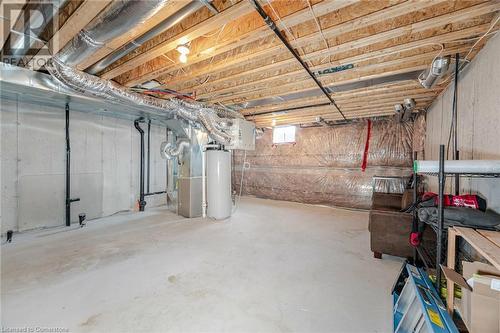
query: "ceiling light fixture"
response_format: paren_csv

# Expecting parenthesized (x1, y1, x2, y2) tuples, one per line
(176, 44, 190, 55)
(179, 53, 188, 63)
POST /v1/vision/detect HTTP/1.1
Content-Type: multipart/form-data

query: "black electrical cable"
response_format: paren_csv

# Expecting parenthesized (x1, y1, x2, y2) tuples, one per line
(446, 53, 459, 160)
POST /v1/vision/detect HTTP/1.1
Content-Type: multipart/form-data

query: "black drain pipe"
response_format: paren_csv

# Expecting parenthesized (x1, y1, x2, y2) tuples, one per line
(249, 0, 346, 121)
(65, 103, 80, 226)
(134, 119, 146, 211)
(147, 120, 151, 194)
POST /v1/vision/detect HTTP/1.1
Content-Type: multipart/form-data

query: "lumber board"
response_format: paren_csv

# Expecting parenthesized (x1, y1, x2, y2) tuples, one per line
(44, 0, 112, 57)
(456, 227, 500, 272)
(121, 0, 361, 86)
(158, 0, 445, 89)
(100, 1, 255, 80)
(76, 0, 191, 71)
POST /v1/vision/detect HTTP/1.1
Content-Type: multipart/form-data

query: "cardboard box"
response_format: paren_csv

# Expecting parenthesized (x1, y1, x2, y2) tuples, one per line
(442, 262, 500, 333)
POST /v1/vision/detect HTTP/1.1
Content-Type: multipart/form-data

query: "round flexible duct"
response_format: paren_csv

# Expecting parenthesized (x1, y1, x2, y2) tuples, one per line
(160, 139, 190, 160)
(46, 58, 235, 144)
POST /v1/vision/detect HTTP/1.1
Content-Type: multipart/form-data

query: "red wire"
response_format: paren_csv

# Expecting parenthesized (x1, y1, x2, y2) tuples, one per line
(361, 119, 371, 172)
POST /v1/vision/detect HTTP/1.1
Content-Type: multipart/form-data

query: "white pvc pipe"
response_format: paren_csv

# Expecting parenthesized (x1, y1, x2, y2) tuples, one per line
(201, 144, 220, 218)
(414, 160, 500, 174)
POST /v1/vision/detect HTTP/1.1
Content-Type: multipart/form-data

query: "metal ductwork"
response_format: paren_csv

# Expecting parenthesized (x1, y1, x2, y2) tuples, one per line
(46, 58, 237, 144)
(418, 57, 450, 89)
(160, 139, 190, 159)
(86, 1, 205, 75)
(57, 0, 171, 67)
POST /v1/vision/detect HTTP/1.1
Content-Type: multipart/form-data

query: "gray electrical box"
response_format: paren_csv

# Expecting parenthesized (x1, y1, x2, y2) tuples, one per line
(178, 177, 202, 218)
(226, 118, 256, 150)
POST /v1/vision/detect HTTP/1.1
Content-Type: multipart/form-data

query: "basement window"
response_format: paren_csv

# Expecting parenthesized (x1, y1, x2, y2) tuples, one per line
(273, 125, 296, 144)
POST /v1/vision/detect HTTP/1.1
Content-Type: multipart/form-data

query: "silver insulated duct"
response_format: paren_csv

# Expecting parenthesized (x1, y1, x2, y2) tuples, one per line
(418, 57, 450, 89)
(56, 0, 170, 67)
(86, 1, 205, 75)
(46, 58, 238, 144)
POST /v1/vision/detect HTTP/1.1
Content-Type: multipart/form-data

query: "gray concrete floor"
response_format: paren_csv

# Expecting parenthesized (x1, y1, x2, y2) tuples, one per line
(2, 197, 402, 332)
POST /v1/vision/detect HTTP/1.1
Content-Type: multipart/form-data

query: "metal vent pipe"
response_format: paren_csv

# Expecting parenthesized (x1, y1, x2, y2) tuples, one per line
(57, 0, 171, 67)
(86, 1, 205, 75)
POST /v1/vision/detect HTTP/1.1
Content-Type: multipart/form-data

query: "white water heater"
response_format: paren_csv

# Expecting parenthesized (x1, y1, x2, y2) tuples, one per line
(206, 149, 232, 219)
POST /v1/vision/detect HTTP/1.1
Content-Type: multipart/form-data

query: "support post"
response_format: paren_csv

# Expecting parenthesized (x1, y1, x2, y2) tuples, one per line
(453, 53, 460, 195)
(412, 151, 418, 264)
(436, 144, 446, 291)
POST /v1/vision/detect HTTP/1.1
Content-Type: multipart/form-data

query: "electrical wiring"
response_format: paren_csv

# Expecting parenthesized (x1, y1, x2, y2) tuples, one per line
(437, 29, 500, 87)
(265, 0, 310, 66)
(464, 14, 500, 61)
(306, 0, 332, 65)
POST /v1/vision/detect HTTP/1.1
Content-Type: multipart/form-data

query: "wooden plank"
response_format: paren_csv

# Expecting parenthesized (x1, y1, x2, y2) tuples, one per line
(173, 6, 497, 95)
(209, 58, 434, 104)
(100, 1, 255, 80)
(197, 43, 470, 101)
(447, 227, 457, 314)
(122, 0, 361, 86)
(165, 0, 493, 91)
(42, 0, 112, 57)
(76, 0, 191, 70)
(158, 0, 446, 89)
(456, 227, 500, 271)
(196, 12, 496, 96)
(478, 230, 500, 248)
(242, 83, 436, 115)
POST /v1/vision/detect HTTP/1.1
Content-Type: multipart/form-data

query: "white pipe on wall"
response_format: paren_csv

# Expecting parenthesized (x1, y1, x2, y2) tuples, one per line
(414, 160, 500, 174)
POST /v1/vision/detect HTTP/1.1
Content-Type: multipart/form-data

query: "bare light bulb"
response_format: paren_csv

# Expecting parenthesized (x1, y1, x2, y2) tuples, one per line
(179, 53, 188, 63)
(176, 44, 190, 55)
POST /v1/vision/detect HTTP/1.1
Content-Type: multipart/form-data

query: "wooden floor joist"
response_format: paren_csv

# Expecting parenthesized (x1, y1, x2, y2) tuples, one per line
(119, 0, 361, 87)
(4, 0, 498, 125)
(100, 1, 256, 80)
(43, 0, 113, 58)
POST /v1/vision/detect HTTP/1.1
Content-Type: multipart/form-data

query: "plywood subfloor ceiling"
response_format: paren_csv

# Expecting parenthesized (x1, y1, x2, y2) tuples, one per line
(3, 0, 500, 127)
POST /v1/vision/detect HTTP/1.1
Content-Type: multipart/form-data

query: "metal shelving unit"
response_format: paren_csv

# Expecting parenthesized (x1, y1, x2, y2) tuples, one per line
(414, 144, 500, 296)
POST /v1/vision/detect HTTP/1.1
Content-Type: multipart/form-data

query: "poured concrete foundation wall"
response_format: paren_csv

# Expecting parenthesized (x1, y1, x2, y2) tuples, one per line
(233, 120, 416, 209)
(425, 34, 500, 213)
(1, 97, 167, 232)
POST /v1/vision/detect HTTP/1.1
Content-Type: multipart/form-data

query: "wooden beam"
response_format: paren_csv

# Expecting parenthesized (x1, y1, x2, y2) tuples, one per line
(180, 20, 491, 94)
(241, 81, 435, 115)
(205, 43, 473, 103)
(189, 5, 498, 98)
(42, 0, 112, 57)
(245, 90, 438, 116)
(158, 0, 445, 89)
(100, 1, 255, 80)
(121, 0, 361, 86)
(76, 0, 191, 71)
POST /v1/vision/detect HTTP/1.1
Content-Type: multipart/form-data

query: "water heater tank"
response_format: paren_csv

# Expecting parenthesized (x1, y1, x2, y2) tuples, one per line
(206, 149, 232, 220)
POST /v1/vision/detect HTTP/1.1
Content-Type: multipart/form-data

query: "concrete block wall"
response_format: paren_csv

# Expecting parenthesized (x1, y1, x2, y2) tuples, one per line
(1, 96, 168, 232)
(425, 34, 500, 213)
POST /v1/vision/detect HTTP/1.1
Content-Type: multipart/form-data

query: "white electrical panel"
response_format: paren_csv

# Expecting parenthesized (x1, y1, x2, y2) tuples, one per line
(227, 118, 255, 150)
